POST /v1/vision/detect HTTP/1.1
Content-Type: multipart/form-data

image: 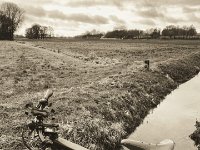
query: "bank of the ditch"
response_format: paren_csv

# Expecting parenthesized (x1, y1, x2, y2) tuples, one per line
(35, 52, 198, 150)
(3, 49, 200, 150)
(190, 121, 200, 149)
(66, 52, 200, 150)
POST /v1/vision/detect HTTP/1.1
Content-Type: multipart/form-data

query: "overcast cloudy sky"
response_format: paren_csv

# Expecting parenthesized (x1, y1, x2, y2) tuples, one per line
(2, 0, 200, 36)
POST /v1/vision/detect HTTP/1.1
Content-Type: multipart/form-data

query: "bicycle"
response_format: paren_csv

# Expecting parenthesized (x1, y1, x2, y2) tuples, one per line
(22, 89, 88, 150)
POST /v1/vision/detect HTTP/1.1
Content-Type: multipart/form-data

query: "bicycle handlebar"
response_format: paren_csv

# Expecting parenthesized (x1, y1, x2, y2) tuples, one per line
(25, 89, 54, 116)
(36, 89, 53, 110)
(31, 109, 49, 117)
(44, 89, 53, 101)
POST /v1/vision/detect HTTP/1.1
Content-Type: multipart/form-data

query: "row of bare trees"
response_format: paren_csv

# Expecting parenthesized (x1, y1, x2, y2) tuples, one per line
(25, 24, 54, 39)
(103, 25, 197, 39)
(162, 25, 197, 39)
(0, 2, 24, 40)
(104, 28, 161, 39)
(75, 29, 104, 39)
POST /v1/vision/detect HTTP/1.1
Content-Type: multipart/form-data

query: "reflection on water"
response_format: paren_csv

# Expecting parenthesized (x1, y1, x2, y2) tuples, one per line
(129, 74, 200, 150)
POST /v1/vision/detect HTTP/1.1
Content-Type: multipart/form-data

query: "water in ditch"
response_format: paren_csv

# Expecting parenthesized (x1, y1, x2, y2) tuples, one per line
(128, 74, 200, 150)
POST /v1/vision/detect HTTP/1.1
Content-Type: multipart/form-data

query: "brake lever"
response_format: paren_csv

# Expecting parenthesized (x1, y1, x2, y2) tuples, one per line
(37, 99, 48, 109)
(48, 103, 52, 107)
(50, 109, 55, 113)
(25, 111, 29, 115)
(25, 102, 33, 109)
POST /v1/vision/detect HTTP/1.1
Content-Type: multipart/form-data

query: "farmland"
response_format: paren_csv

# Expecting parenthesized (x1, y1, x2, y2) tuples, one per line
(1, 39, 200, 149)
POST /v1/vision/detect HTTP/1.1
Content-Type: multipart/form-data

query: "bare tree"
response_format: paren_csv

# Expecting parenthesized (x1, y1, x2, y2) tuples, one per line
(47, 26, 54, 38)
(25, 24, 54, 39)
(40, 26, 48, 39)
(0, 11, 12, 40)
(0, 2, 24, 40)
(31, 24, 41, 39)
(25, 28, 32, 39)
(162, 25, 197, 39)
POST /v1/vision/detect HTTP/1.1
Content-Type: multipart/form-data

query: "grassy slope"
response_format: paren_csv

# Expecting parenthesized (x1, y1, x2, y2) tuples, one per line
(0, 39, 200, 150)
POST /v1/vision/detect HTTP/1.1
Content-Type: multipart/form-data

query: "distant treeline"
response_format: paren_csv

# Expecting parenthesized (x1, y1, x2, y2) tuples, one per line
(161, 25, 197, 39)
(76, 25, 199, 40)
(25, 24, 54, 39)
(75, 33, 104, 39)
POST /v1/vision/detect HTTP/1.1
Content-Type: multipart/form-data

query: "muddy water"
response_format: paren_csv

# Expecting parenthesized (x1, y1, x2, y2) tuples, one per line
(129, 74, 200, 150)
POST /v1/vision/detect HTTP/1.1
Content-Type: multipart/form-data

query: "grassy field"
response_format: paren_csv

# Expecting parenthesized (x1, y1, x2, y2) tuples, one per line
(1, 39, 200, 149)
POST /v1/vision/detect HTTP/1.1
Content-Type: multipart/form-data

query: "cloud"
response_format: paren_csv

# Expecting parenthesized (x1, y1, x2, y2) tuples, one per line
(182, 6, 200, 13)
(66, 14, 109, 24)
(163, 16, 185, 24)
(170, 0, 200, 6)
(24, 6, 109, 25)
(48, 10, 67, 20)
(187, 13, 200, 23)
(110, 15, 125, 24)
(47, 11, 108, 24)
(66, 0, 123, 8)
(137, 8, 164, 18)
(135, 0, 200, 7)
(136, 7, 185, 24)
(0, 0, 57, 7)
(113, 24, 127, 30)
(66, 0, 200, 9)
(138, 19, 156, 26)
(24, 6, 46, 17)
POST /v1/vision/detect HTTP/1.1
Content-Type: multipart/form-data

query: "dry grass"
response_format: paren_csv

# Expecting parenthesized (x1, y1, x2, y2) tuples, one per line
(1, 39, 200, 149)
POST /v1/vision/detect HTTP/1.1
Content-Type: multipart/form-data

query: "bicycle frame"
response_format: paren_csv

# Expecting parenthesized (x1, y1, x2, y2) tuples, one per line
(54, 138, 88, 150)
(22, 89, 88, 150)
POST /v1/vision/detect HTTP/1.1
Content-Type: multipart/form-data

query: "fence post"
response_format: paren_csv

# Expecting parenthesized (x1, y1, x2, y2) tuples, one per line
(144, 60, 150, 70)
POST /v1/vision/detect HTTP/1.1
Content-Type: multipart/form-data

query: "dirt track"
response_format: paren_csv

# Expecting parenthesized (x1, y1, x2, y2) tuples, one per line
(1, 39, 200, 149)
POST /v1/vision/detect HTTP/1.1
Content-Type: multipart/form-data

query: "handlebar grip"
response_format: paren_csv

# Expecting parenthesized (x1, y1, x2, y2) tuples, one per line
(31, 109, 48, 117)
(44, 89, 53, 100)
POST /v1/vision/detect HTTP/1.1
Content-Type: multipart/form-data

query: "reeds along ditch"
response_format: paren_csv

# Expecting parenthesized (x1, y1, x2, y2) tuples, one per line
(190, 121, 200, 150)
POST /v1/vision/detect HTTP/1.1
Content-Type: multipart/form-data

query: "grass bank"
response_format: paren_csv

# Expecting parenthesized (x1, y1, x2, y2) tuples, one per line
(0, 40, 200, 150)
(190, 121, 200, 150)
(60, 52, 200, 150)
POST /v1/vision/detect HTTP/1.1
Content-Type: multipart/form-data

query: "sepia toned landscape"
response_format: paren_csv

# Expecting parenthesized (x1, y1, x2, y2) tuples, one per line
(1, 0, 200, 150)
(1, 38, 200, 149)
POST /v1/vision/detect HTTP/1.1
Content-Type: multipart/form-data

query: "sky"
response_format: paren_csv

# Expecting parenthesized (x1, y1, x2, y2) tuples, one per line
(1, 0, 200, 36)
